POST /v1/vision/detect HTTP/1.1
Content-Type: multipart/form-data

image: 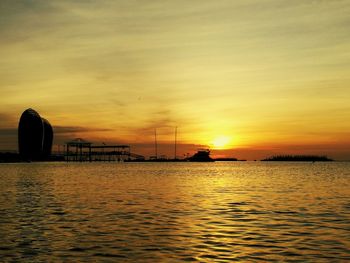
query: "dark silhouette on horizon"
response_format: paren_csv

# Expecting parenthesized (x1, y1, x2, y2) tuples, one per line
(0, 110, 338, 163)
(65, 138, 131, 162)
(18, 108, 53, 161)
(187, 149, 214, 162)
(261, 155, 333, 162)
(42, 118, 53, 157)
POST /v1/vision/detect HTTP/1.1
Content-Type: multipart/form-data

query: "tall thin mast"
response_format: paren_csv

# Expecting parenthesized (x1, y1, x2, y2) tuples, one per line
(155, 128, 158, 159)
(174, 126, 177, 160)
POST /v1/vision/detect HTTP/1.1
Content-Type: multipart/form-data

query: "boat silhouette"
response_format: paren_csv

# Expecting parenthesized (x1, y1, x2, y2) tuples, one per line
(187, 149, 214, 162)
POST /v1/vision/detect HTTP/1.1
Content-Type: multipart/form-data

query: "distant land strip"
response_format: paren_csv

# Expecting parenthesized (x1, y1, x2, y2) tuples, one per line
(261, 155, 333, 162)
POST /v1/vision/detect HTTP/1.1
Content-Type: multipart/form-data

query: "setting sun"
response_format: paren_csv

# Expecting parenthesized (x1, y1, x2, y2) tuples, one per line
(212, 136, 231, 149)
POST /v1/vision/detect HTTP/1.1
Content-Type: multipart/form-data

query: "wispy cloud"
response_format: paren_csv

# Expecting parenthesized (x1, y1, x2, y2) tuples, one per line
(54, 126, 113, 134)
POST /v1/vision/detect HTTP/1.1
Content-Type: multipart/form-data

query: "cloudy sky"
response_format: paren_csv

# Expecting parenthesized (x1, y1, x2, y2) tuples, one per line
(1, 0, 350, 159)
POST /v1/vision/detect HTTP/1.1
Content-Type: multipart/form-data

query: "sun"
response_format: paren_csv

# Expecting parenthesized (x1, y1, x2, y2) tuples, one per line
(211, 136, 231, 149)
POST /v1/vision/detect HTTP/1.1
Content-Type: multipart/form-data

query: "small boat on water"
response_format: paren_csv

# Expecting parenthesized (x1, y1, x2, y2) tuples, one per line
(188, 149, 214, 162)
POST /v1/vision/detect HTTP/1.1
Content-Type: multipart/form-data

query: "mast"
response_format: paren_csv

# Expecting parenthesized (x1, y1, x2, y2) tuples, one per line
(154, 128, 158, 159)
(174, 126, 177, 160)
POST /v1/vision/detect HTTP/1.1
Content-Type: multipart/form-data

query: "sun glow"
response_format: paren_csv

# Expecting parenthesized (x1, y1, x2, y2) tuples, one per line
(211, 136, 231, 149)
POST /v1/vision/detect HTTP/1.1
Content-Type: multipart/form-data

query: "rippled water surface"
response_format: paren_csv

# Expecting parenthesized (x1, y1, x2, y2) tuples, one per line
(0, 162, 350, 262)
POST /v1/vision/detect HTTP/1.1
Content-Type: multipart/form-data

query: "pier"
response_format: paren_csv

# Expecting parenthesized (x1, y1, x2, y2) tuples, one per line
(65, 138, 137, 162)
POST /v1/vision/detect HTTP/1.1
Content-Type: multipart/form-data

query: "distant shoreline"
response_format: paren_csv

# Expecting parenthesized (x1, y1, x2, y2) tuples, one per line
(0, 152, 341, 163)
(261, 155, 333, 162)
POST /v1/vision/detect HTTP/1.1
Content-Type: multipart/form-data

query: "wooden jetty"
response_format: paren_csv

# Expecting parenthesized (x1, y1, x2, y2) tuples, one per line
(65, 138, 135, 162)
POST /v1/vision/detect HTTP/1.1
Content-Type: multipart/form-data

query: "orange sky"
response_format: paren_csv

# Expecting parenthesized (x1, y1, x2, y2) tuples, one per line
(0, 1, 350, 160)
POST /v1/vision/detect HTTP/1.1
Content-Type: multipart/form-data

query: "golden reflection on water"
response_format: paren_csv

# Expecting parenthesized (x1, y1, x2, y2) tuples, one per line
(0, 162, 350, 261)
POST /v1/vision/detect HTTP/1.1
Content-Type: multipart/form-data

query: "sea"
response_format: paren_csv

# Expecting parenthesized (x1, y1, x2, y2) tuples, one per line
(0, 162, 349, 262)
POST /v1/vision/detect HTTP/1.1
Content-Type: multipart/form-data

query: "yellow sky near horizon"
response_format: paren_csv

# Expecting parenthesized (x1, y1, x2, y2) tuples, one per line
(0, 0, 350, 159)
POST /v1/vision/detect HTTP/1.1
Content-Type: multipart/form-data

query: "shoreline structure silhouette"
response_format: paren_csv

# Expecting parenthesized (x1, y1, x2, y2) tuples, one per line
(18, 108, 53, 161)
(0, 108, 335, 162)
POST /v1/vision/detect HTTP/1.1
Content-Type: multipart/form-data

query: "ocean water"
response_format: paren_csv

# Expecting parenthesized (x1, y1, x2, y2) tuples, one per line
(0, 162, 349, 262)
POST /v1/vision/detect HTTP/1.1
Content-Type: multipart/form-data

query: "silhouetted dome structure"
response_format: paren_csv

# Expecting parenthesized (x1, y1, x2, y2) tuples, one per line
(42, 118, 53, 157)
(18, 108, 53, 161)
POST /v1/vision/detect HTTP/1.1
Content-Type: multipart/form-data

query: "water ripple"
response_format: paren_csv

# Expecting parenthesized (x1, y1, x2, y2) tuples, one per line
(0, 162, 349, 261)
